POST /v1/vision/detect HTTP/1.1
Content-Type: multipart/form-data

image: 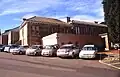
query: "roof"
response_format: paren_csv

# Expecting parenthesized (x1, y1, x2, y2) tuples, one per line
(2, 26, 19, 35)
(20, 16, 70, 29)
(71, 20, 107, 27)
(4, 26, 19, 32)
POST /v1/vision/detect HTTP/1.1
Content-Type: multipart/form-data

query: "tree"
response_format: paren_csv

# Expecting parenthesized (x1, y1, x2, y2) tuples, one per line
(103, 0, 120, 43)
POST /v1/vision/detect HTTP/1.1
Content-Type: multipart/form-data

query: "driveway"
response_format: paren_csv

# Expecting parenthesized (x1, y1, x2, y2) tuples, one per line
(0, 52, 119, 77)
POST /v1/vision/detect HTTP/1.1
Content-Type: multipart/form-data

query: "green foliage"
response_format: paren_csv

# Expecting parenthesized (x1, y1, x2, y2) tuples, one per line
(103, 0, 120, 43)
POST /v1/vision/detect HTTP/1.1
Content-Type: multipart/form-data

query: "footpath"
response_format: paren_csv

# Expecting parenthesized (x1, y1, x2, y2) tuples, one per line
(99, 50, 120, 70)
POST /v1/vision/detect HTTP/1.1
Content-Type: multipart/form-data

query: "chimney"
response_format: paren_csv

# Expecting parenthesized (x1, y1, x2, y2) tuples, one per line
(23, 18, 26, 21)
(67, 17, 71, 23)
(94, 21, 98, 24)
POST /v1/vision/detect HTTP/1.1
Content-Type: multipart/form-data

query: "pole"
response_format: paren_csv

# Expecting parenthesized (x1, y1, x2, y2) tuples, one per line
(118, 49, 120, 62)
(100, 53, 102, 60)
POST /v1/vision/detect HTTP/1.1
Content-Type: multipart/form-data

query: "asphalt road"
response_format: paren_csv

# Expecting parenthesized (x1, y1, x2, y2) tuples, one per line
(0, 52, 119, 77)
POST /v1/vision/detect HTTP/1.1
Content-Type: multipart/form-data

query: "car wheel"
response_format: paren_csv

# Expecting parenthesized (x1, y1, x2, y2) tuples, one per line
(12, 53, 15, 55)
(71, 52, 75, 58)
(19, 51, 22, 55)
(52, 52, 56, 57)
(35, 52, 39, 56)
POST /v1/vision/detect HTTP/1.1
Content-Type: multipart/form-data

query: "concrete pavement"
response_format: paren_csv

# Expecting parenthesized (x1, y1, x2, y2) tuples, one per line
(0, 52, 120, 77)
(98, 50, 120, 69)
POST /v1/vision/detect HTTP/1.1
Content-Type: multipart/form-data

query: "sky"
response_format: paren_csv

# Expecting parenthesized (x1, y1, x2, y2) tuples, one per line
(0, 0, 104, 33)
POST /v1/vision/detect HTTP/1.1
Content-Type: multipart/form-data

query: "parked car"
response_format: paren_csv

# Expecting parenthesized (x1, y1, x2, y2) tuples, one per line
(10, 45, 26, 55)
(26, 45, 43, 56)
(4, 45, 11, 53)
(10, 45, 20, 52)
(0, 44, 4, 52)
(79, 45, 98, 59)
(4, 44, 19, 53)
(41, 45, 58, 56)
(22, 45, 29, 51)
(57, 44, 80, 58)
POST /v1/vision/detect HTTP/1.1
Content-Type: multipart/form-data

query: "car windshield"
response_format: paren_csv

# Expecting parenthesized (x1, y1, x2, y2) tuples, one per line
(44, 46, 55, 49)
(30, 46, 39, 49)
(83, 47, 96, 50)
(11, 45, 20, 48)
(39, 46, 43, 49)
(23, 46, 29, 48)
(60, 46, 74, 49)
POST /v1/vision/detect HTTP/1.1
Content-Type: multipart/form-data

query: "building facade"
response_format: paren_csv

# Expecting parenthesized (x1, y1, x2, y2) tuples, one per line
(19, 16, 108, 50)
(70, 20, 108, 50)
(0, 35, 8, 45)
(0, 27, 19, 45)
(8, 30, 19, 44)
(70, 20, 107, 36)
(42, 33, 104, 48)
(19, 16, 72, 46)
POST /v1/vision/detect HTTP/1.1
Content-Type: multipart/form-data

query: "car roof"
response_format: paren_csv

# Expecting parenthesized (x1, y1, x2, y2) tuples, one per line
(62, 44, 74, 47)
(83, 45, 95, 47)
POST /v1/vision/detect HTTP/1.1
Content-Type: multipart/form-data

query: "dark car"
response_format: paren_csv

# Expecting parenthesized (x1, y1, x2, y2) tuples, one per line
(0, 44, 4, 52)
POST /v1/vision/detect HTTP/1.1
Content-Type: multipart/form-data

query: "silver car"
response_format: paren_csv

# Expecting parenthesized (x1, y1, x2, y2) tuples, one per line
(57, 44, 80, 58)
(41, 45, 58, 57)
(10, 46, 26, 55)
(26, 45, 43, 56)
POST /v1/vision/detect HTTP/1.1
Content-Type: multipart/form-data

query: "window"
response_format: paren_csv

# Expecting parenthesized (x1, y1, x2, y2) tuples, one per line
(31, 31, 36, 36)
(82, 27, 85, 35)
(64, 27, 67, 33)
(89, 27, 93, 36)
(83, 47, 96, 50)
(78, 27, 80, 34)
(60, 46, 73, 49)
(79, 27, 82, 34)
(84, 27, 87, 35)
(66, 28, 69, 33)
(44, 45, 56, 49)
(36, 26, 39, 31)
(32, 26, 35, 31)
(52, 28, 54, 33)
(30, 46, 39, 49)
(75, 27, 78, 34)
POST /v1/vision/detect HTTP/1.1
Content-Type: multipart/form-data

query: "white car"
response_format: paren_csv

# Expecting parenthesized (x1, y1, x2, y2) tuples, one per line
(57, 44, 80, 58)
(4, 45, 11, 53)
(41, 45, 58, 56)
(10, 46, 26, 55)
(79, 45, 98, 59)
(4, 44, 18, 53)
(26, 45, 43, 56)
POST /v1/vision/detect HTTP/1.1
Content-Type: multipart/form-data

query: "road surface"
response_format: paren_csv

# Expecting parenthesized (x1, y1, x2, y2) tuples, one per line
(0, 52, 119, 77)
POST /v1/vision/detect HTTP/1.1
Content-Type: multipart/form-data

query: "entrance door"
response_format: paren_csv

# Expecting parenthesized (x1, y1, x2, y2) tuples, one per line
(101, 38, 106, 51)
